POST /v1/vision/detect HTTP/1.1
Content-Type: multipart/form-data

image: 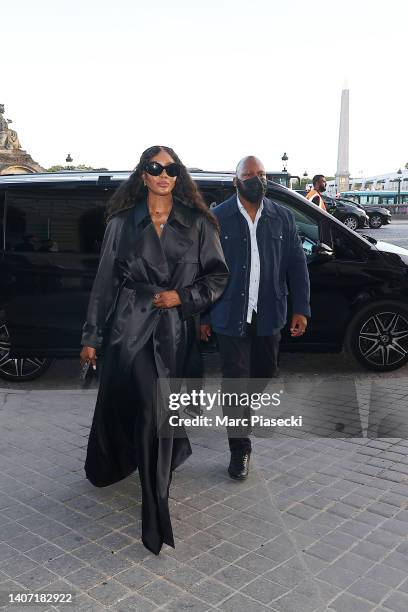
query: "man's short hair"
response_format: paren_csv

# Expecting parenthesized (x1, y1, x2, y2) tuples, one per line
(312, 174, 325, 186)
(236, 156, 258, 175)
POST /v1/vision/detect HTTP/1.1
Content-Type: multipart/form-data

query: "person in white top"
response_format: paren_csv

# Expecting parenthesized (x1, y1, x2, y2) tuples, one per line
(236, 194, 262, 323)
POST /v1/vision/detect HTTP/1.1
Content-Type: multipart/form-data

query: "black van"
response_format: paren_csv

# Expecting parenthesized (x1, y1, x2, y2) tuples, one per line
(1, 171, 408, 380)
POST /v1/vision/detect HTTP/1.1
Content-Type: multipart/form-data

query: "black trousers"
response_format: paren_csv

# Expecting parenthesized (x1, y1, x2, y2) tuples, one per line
(217, 311, 281, 454)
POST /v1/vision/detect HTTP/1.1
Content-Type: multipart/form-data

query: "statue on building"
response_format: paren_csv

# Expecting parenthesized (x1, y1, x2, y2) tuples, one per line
(0, 104, 44, 174)
(0, 104, 21, 150)
(0, 105, 10, 148)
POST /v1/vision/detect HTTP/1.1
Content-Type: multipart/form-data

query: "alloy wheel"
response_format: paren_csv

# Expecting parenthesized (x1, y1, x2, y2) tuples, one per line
(0, 323, 52, 381)
(369, 215, 382, 229)
(358, 311, 408, 368)
(343, 216, 358, 231)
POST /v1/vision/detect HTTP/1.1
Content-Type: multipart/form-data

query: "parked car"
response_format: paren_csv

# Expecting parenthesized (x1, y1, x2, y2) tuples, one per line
(338, 197, 392, 229)
(1, 171, 408, 381)
(297, 190, 369, 230)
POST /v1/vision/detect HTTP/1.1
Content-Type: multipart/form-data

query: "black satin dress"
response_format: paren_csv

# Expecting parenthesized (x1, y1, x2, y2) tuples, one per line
(81, 198, 228, 554)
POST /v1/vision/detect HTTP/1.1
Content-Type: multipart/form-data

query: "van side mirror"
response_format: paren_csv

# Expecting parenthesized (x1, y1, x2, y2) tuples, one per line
(311, 242, 334, 262)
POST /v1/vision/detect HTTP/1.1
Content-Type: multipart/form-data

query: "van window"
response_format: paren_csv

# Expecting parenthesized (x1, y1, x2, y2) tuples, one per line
(223, 186, 235, 201)
(199, 187, 225, 209)
(268, 194, 320, 260)
(5, 190, 109, 254)
(0, 192, 5, 250)
(331, 227, 368, 261)
(272, 195, 320, 244)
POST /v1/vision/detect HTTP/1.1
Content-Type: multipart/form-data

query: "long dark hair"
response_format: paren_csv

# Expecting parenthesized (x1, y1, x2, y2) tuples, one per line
(106, 145, 218, 228)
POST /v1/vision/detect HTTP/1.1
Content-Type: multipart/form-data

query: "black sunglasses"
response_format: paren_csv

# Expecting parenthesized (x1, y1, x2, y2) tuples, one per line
(144, 161, 180, 177)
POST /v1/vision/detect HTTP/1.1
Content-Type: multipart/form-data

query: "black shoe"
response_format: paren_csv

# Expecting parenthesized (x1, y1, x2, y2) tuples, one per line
(228, 450, 250, 480)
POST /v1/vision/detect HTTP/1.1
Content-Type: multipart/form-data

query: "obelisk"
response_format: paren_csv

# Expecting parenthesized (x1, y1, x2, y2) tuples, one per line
(335, 88, 350, 193)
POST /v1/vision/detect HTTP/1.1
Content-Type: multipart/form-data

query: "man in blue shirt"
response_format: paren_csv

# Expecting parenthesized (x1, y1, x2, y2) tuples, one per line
(201, 156, 310, 479)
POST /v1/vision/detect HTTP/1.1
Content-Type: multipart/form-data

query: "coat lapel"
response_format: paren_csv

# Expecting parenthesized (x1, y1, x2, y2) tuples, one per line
(116, 202, 168, 280)
(116, 199, 195, 283)
(161, 201, 194, 263)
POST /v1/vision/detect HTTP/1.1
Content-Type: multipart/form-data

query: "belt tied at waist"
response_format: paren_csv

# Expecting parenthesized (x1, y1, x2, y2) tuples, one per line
(123, 279, 170, 294)
(123, 279, 184, 317)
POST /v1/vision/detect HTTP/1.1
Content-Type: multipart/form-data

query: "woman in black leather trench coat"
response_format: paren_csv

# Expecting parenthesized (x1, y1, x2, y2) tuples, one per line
(79, 146, 229, 554)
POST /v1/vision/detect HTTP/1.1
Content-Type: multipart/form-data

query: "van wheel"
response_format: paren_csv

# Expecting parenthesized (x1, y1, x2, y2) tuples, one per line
(343, 215, 358, 231)
(346, 302, 408, 371)
(369, 214, 383, 228)
(0, 324, 52, 381)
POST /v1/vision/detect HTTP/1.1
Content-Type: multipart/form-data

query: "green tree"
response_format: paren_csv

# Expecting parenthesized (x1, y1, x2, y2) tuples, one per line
(46, 164, 109, 172)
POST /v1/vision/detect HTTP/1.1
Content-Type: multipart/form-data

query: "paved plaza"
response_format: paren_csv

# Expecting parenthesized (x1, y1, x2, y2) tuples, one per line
(1, 361, 408, 612)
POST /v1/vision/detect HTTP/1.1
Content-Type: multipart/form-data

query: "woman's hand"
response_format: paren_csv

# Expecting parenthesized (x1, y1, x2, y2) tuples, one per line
(200, 324, 212, 341)
(80, 346, 97, 368)
(152, 290, 181, 309)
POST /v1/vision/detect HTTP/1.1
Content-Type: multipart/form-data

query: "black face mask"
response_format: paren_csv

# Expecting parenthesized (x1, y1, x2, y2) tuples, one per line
(236, 175, 267, 204)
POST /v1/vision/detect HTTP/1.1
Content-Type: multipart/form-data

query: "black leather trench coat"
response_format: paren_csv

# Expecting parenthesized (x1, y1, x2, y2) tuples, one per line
(81, 197, 228, 554)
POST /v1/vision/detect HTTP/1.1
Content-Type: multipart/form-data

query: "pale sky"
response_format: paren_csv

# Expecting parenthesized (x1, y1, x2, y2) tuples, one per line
(2, 0, 407, 177)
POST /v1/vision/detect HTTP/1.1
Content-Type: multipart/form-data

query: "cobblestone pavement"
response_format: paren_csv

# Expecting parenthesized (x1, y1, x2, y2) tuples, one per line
(1, 371, 408, 611)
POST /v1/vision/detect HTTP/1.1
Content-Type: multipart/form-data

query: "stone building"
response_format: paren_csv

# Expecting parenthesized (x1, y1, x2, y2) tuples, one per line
(0, 104, 44, 174)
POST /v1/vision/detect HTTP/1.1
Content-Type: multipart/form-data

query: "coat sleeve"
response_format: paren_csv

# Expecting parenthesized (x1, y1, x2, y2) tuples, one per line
(286, 211, 311, 317)
(178, 216, 229, 319)
(81, 215, 123, 349)
(200, 308, 211, 325)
